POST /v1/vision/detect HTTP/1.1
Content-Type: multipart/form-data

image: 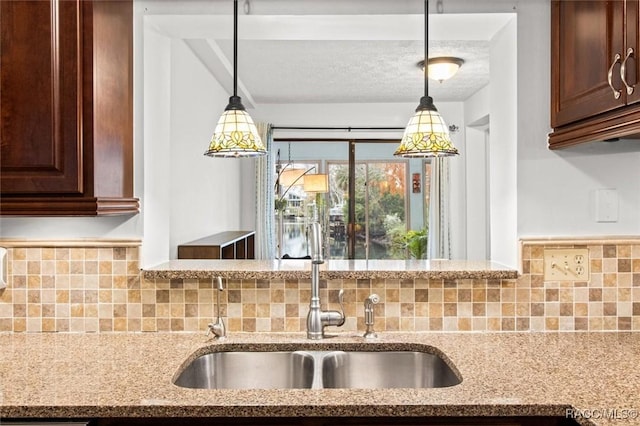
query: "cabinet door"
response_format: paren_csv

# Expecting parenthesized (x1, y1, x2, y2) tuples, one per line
(623, 0, 640, 104)
(0, 0, 83, 194)
(551, 0, 625, 128)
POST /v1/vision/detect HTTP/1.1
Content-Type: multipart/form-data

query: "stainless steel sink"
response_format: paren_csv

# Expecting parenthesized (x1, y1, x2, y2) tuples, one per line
(174, 349, 461, 390)
(173, 351, 315, 389)
(321, 351, 461, 389)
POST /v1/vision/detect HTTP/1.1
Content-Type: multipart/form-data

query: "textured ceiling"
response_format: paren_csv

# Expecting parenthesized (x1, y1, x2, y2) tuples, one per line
(147, 2, 513, 106)
(218, 39, 490, 103)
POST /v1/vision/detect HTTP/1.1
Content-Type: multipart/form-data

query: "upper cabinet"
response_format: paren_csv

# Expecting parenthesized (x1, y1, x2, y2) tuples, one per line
(0, 0, 139, 215)
(550, 0, 640, 149)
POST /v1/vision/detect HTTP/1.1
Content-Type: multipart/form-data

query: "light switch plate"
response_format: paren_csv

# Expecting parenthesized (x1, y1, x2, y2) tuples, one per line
(543, 248, 589, 281)
(595, 189, 618, 222)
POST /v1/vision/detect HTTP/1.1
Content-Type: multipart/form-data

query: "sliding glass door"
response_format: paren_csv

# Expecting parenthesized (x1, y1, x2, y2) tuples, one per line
(276, 162, 320, 259)
(328, 161, 407, 260)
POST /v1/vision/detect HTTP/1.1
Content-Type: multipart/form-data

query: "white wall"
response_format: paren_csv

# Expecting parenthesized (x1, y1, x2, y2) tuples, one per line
(0, 215, 141, 240)
(141, 10, 246, 266)
(464, 85, 490, 261)
(489, 16, 518, 267)
(445, 103, 467, 260)
(141, 22, 172, 266)
(465, 85, 490, 126)
(168, 39, 244, 260)
(516, 1, 640, 239)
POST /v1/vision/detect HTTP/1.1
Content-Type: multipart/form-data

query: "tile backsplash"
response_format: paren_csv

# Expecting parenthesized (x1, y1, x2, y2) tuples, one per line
(1, 238, 639, 332)
(0, 244, 140, 332)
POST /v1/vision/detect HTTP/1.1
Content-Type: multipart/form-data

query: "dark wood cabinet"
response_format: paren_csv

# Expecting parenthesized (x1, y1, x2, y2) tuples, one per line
(177, 231, 256, 260)
(0, 0, 139, 215)
(549, 0, 640, 149)
(551, 1, 624, 128)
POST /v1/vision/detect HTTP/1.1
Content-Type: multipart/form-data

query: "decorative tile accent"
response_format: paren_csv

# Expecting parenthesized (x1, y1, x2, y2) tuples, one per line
(1, 240, 640, 332)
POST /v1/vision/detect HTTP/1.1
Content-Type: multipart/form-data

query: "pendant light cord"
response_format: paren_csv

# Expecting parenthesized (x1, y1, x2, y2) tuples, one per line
(233, 0, 238, 98)
(424, 0, 429, 99)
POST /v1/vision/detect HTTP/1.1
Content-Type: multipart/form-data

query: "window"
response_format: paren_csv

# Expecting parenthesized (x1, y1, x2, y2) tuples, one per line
(273, 141, 426, 260)
(328, 161, 407, 259)
(275, 162, 320, 258)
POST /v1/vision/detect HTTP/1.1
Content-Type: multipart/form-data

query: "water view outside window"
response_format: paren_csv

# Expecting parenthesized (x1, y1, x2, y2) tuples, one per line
(274, 152, 427, 261)
(275, 163, 321, 258)
(328, 162, 407, 260)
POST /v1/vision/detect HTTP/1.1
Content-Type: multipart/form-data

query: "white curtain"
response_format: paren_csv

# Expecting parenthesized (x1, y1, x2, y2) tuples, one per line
(428, 157, 452, 259)
(254, 123, 276, 259)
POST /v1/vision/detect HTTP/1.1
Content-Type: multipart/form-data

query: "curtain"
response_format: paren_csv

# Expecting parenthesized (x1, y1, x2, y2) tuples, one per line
(427, 157, 452, 259)
(254, 123, 276, 259)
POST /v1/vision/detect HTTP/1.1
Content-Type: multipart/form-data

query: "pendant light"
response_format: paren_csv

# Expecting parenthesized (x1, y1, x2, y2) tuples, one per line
(394, 0, 459, 158)
(204, 0, 266, 158)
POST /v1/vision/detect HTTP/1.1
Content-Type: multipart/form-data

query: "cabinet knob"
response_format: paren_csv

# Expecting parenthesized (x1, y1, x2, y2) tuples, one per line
(608, 53, 622, 100)
(621, 47, 635, 96)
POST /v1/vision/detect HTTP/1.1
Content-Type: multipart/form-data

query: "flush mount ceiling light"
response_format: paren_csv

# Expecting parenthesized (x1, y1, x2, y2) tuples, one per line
(394, 0, 459, 158)
(204, 0, 266, 158)
(418, 57, 465, 83)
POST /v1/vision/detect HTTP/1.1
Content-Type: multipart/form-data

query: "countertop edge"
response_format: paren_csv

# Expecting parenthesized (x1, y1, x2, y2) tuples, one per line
(142, 270, 519, 280)
(0, 403, 575, 419)
(141, 259, 518, 281)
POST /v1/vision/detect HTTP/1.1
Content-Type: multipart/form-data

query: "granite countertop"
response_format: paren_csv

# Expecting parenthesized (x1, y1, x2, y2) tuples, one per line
(142, 259, 518, 280)
(0, 332, 638, 425)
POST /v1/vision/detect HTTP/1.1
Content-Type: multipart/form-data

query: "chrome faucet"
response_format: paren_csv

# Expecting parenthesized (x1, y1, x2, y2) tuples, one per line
(363, 293, 380, 339)
(207, 276, 226, 339)
(307, 222, 345, 339)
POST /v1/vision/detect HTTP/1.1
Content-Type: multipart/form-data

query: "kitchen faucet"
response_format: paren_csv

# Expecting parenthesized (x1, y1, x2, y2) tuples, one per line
(307, 222, 345, 339)
(207, 276, 226, 339)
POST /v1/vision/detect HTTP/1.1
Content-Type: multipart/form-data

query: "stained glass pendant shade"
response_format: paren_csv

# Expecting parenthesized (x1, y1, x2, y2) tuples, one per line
(394, 96, 459, 157)
(394, 0, 459, 158)
(204, 0, 266, 158)
(205, 96, 266, 158)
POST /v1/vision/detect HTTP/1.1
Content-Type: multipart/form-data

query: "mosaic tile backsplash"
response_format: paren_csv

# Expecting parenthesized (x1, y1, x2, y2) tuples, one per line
(1, 240, 640, 332)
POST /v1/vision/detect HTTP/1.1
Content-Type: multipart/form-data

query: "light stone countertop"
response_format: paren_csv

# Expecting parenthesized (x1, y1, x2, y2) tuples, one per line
(142, 259, 518, 280)
(0, 331, 638, 425)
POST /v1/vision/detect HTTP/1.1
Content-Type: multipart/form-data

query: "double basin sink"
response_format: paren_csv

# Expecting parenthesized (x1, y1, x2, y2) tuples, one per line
(174, 350, 461, 390)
